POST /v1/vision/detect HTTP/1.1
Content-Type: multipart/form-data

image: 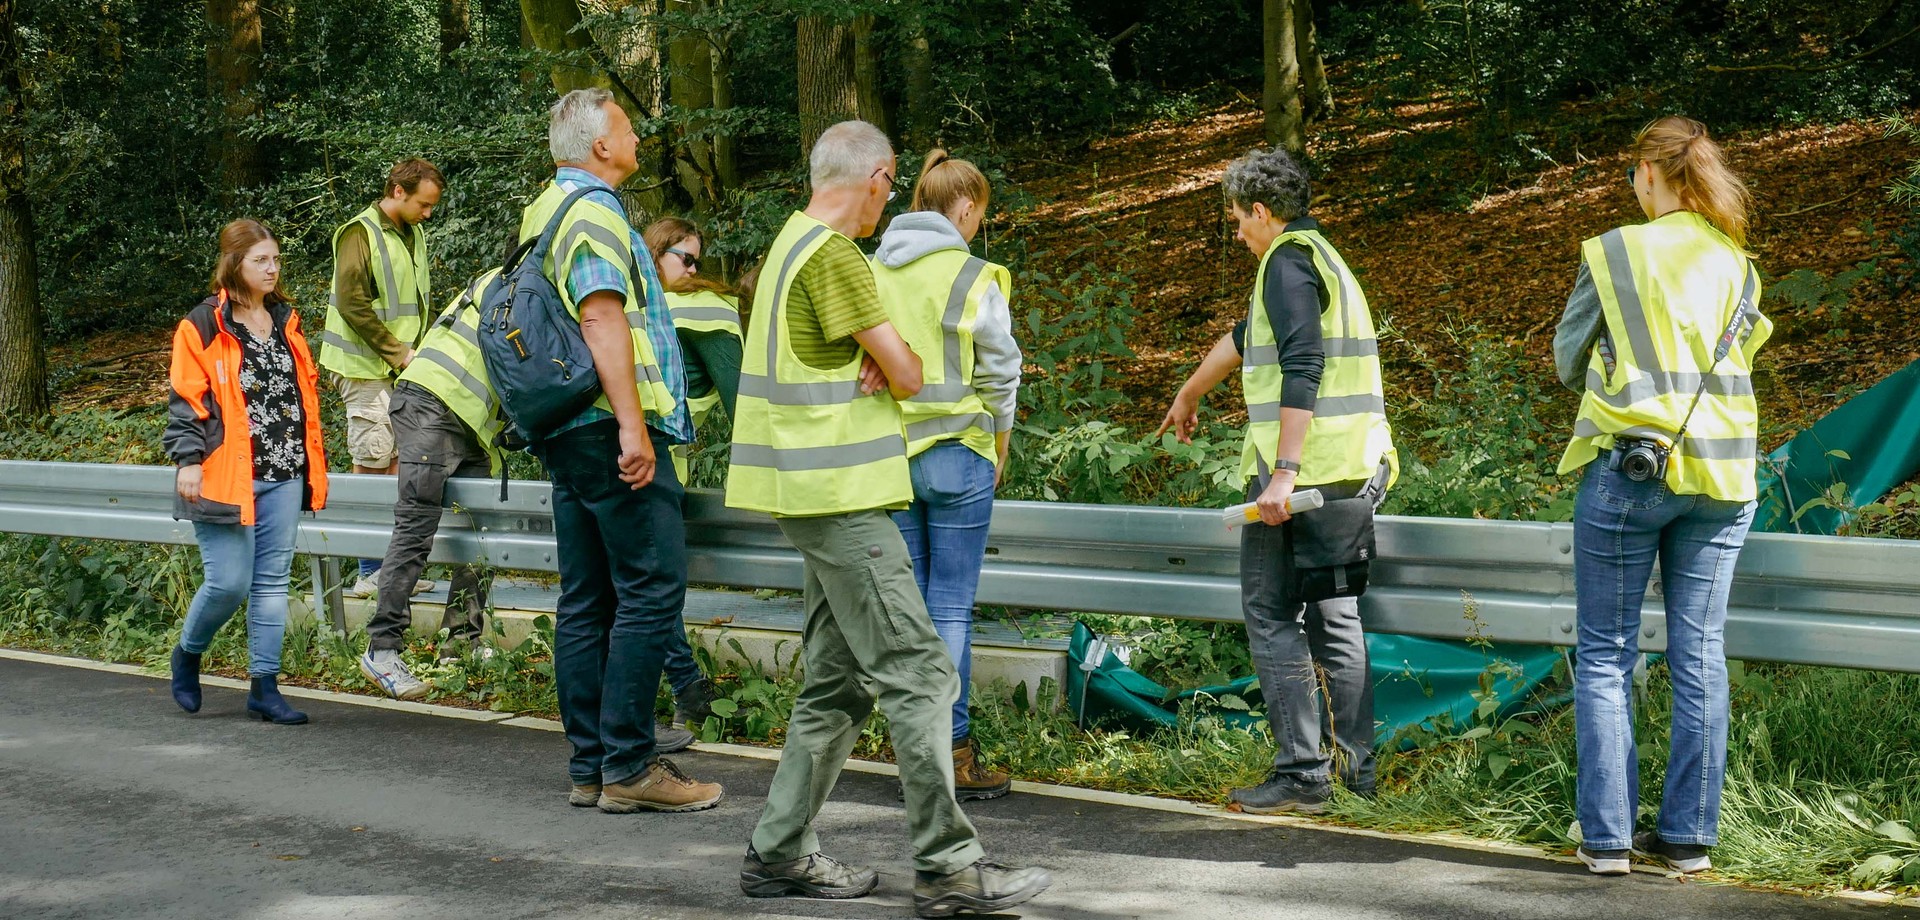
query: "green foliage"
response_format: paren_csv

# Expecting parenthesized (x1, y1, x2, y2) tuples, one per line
(1077, 614, 1254, 693)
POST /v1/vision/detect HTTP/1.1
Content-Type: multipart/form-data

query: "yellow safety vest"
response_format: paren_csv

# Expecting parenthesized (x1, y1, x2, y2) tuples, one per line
(321, 204, 432, 379)
(397, 269, 508, 475)
(1558, 211, 1771, 501)
(516, 181, 675, 420)
(665, 289, 743, 483)
(873, 249, 1009, 461)
(1240, 228, 1398, 488)
(725, 212, 911, 516)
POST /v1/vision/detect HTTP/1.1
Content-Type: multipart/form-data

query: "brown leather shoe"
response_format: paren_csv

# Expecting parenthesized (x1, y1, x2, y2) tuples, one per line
(598, 758, 723, 813)
(569, 783, 601, 807)
(953, 737, 1012, 801)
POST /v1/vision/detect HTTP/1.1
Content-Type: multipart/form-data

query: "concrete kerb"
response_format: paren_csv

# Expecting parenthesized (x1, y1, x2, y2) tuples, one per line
(3, 644, 1913, 910)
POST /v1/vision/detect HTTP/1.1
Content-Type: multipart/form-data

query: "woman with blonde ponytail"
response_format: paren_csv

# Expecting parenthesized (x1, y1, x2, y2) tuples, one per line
(871, 149, 1024, 801)
(1553, 116, 1773, 877)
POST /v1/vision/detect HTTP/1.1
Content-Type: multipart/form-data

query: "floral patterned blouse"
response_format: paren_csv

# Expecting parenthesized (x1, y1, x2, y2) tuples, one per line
(235, 320, 306, 482)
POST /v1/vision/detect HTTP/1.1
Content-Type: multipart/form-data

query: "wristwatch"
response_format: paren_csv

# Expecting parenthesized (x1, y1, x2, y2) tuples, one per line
(1272, 458, 1302, 473)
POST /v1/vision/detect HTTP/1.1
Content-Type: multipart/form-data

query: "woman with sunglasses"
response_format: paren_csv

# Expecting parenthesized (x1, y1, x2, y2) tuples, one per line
(870, 149, 1023, 801)
(163, 218, 329, 724)
(1553, 116, 1771, 876)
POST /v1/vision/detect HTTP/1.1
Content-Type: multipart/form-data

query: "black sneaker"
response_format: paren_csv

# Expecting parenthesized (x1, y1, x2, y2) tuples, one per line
(675, 677, 718, 727)
(913, 859, 1052, 918)
(739, 847, 879, 899)
(1228, 770, 1330, 815)
(1634, 831, 1712, 873)
(1577, 846, 1631, 876)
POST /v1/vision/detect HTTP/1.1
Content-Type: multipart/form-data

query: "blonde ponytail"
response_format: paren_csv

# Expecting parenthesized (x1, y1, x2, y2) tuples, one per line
(1633, 116, 1752, 250)
(909, 148, 991, 217)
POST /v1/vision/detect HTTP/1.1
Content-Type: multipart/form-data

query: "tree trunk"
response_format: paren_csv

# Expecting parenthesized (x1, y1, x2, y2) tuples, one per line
(206, 0, 266, 200)
(851, 14, 889, 136)
(901, 15, 934, 150)
(668, 0, 718, 212)
(0, 0, 47, 418)
(441, 0, 472, 57)
(522, 0, 670, 212)
(520, 0, 603, 95)
(709, 0, 737, 190)
(1262, 0, 1305, 158)
(796, 14, 857, 159)
(1295, 0, 1331, 122)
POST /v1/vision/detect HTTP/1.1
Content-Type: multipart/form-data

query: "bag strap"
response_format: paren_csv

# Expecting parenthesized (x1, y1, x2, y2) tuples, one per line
(504, 185, 603, 273)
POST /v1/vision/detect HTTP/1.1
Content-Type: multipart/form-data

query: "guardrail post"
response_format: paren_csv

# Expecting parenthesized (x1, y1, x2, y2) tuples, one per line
(310, 555, 347, 634)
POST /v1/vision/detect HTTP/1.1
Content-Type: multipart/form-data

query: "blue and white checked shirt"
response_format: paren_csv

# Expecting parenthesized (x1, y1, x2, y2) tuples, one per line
(549, 167, 693, 444)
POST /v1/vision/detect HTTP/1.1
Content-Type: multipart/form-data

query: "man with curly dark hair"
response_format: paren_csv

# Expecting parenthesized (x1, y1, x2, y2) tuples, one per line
(1157, 146, 1397, 814)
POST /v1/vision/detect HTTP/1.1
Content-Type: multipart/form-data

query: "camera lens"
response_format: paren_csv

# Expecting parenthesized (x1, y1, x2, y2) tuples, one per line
(1622, 446, 1657, 481)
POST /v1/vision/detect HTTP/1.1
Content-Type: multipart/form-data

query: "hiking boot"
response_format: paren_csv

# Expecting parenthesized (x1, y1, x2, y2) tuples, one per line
(913, 859, 1052, 918)
(656, 721, 694, 754)
(1577, 846, 1631, 876)
(569, 783, 601, 807)
(1634, 831, 1712, 873)
(674, 676, 718, 728)
(1228, 770, 1330, 815)
(597, 757, 722, 813)
(347, 575, 437, 599)
(359, 649, 427, 701)
(953, 736, 1011, 801)
(246, 675, 309, 725)
(739, 846, 879, 899)
(169, 646, 203, 713)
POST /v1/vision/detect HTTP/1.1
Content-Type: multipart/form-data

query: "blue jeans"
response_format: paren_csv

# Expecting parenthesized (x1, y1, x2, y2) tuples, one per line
(1573, 460, 1755, 850)
(890, 441, 997, 741)
(179, 477, 304, 676)
(536, 420, 688, 786)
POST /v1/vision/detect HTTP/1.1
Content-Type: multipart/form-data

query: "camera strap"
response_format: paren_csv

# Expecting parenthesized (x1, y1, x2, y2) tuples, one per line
(1671, 268, 1760, 453)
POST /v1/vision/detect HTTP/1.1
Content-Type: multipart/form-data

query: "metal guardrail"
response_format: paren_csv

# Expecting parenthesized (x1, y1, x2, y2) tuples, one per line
(2, 460, 1918, 672)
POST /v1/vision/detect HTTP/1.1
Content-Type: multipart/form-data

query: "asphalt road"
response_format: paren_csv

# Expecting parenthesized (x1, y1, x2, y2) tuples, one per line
(0, 656, 1907, 920)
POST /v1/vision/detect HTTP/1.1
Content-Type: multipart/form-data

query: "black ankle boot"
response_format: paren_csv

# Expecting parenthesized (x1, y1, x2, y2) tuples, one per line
(169, 646, 202, 713)
(246, 675, 309, 725)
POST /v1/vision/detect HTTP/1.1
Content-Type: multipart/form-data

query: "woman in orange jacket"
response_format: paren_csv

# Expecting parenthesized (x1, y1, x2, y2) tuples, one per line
(163, 219, 329, 724)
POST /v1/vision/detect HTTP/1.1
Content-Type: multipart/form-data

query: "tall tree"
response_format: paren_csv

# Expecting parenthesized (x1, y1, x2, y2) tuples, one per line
(851, 14, 888, 136)
(522, 0, 671, 212)
(207, 0, 266, 199)
(0, 0, 47, 417)
(1295, 0, 1330, 122)
(796, 13, 857, 158)
(442, 0, 472, 57)
(708, 0, 737, 191)
(901, 13, 935, 150)
(668, 0, 720, 211)
(1262, 0, 1305, 157)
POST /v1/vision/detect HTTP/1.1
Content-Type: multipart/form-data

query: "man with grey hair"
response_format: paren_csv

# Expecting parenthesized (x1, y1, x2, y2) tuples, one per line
(727, 119, 1050, 918)
(1156, 146, 1397, 814)
(514, 87, 721, 813)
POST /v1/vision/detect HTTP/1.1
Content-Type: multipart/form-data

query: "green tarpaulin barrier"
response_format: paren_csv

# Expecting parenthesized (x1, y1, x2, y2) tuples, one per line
(1757, 358, 1920, 534)
(1064, 621, 1564, 742)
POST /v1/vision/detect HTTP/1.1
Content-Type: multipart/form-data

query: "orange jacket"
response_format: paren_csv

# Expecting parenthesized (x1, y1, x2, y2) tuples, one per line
(164, 292, 329, 524)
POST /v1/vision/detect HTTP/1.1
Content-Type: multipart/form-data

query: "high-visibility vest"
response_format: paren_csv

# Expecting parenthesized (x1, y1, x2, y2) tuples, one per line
(397, 268, 508, 475)
(873, 249, 1009, 461)
(1239, 228, 1398, 488)
(665, 289, 742, 483)
(321, 204, 432, 379)
(725, 212, 911, 516)
(1558, 211, 1771, 501)
(516, 181, 675, 420)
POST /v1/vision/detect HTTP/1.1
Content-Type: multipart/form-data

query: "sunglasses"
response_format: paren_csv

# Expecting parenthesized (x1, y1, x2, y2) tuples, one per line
(665, 248, 699, 272)
(870, 166, 900, 202)
(1626, 164, 1637, 187)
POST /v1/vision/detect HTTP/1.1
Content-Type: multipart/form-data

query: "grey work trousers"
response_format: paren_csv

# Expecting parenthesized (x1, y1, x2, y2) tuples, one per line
(368, 382, 492, 652)
(1241, 460, 1390, 788)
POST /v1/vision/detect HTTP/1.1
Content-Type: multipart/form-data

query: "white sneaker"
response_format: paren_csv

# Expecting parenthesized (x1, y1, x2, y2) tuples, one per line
(437, 645, 497, 665)
(347, 575, 380, 599)
(359, 649, 427, 701)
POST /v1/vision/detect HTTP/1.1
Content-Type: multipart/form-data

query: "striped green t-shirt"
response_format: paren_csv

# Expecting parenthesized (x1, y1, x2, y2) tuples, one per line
(786, 234, 890, 370)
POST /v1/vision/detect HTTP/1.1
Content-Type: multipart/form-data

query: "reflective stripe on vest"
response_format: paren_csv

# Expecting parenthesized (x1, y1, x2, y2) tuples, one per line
(397, 269, 507, 474)
(516, 181, 675, 419)
(724, 212, 911, 516)
(667, 290, 743, 335)
(1239, 228, 1397, 488)
(321, 205, 431, 379)
(874, 248, 1005, 460)
(1558, 212, 1772, 501)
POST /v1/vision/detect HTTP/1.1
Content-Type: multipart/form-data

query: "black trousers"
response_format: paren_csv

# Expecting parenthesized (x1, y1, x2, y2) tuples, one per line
(368, 382, 493, 652)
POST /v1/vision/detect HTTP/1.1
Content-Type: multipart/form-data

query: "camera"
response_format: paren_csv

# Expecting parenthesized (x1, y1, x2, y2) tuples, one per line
(1608, 436, 1670, 483)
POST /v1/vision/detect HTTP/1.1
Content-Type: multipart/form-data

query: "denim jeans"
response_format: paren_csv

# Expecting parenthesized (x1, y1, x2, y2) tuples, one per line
(891, 442, 998, 741)
(1241, 461, 1390, 787)
(535, 420, 688, 786)
(179, 477, 304, 676)
(1573, 460, 1755, 850)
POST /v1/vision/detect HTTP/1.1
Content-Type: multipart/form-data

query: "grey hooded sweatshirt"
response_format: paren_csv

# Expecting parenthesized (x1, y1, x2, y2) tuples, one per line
(874, 211, 1023, 435)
